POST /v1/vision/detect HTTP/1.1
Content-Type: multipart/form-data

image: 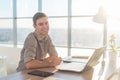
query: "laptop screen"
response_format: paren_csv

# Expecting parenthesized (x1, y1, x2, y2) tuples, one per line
(86, 47, 105, 67)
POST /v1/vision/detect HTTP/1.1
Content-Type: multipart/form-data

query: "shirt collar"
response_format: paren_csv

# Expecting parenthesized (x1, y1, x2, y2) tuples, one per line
(33, 31, 48, 42)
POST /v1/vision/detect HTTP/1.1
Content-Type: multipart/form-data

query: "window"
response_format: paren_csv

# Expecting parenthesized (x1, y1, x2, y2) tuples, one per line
(1, 0, 120, 57)
(0, 0, 13, 45)
(0, 19, 13, 44)
(0, 0, 13, 18)
(71, 17, 103, 48)
(16, 0, 38, 45)
(42, 0, 68, 16)
(17, 0, 38, 17)
(17, 19, 34, 44)
(49, 18, 68, 47)
(72, 0, 101, 15)
(107, 17, 120, 47)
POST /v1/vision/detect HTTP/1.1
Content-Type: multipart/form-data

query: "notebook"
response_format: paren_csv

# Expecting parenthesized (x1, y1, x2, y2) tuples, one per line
(56, 47, 105, 72)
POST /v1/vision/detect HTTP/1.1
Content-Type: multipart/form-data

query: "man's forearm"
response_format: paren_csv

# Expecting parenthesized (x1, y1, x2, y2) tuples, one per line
(25, 56, 62, 69)
(26, 59, 51, 69)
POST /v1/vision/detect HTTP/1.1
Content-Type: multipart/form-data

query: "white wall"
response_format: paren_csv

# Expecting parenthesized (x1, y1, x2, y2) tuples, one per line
(0, 47, 21, 75)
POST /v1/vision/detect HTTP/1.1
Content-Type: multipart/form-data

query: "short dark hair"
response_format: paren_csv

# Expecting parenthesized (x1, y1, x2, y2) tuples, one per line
(33, 12, 47, 25)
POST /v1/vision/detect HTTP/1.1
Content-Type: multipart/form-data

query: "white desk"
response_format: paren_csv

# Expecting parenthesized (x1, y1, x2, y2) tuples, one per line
(0, 63, 103, 80)
(0, 54, 119, 80)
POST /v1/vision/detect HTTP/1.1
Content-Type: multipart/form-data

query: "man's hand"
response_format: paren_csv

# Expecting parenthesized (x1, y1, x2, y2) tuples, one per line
(26, 56, 62, 69)
(44, 56, 62, 67)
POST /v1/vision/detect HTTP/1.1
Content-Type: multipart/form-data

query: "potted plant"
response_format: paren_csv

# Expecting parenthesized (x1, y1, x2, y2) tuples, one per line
(109, 34, 120, 52)
(109, 34, 119, 67)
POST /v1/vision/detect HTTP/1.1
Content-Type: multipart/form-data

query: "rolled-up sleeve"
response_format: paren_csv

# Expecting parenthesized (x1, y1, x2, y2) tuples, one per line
(24, 47, 36, 63)
(23, 34, 37, 63)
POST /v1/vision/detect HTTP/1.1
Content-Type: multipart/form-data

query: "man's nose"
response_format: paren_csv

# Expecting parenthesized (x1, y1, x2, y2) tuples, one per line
(42, 25, 48, 30)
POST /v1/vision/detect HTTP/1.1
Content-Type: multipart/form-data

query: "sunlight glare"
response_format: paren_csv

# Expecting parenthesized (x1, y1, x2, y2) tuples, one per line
(104, 0, 120, 17)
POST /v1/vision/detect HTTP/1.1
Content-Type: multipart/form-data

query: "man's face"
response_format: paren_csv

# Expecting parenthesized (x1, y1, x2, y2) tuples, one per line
(34, 17, 49, 37)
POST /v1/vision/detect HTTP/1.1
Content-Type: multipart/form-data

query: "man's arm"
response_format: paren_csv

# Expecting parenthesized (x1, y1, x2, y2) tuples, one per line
(26, 56, 62, 69)
(26, 59, 50, 69)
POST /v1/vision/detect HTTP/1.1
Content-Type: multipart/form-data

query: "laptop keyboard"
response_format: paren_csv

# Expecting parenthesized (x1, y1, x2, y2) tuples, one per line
(57, 62, 86, 71)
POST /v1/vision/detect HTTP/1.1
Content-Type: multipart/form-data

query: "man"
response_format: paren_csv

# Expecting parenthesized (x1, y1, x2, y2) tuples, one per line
(17, 12, 62, 71)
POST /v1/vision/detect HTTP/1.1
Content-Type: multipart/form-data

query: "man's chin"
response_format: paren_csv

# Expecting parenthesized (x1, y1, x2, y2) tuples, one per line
(43, 33, 48, 37)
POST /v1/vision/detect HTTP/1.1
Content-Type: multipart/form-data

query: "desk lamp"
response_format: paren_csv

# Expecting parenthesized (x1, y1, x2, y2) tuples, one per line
(93, 6, 107, 79)
(93, 6, 107, 59)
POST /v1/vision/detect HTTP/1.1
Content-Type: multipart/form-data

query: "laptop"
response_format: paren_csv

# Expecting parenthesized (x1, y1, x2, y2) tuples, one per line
(56, 47, 105, 72)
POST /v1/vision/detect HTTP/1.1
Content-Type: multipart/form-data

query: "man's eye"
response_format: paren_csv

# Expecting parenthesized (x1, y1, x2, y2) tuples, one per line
(37, 22, 48, 26)
(38, 23, 43, 26)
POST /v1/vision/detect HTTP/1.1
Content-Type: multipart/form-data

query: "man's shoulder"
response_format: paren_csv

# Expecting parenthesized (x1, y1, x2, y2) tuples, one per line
(25, 32, 36, 42)
(27, 32, 35, 38)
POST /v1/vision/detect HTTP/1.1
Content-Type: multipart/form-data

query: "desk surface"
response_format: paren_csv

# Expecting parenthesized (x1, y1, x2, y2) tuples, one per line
(1, 52, 120, 80)
(0, 65, 102, 80)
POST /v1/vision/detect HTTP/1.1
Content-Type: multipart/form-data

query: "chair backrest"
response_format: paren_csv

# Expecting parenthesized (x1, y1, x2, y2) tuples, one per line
(0, 47, 22, 75)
